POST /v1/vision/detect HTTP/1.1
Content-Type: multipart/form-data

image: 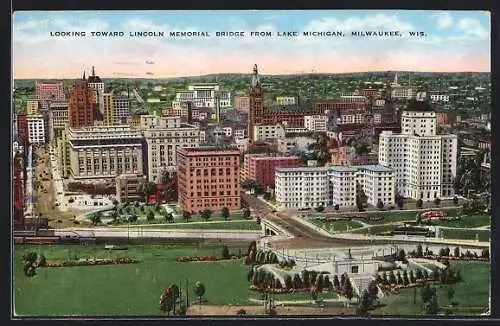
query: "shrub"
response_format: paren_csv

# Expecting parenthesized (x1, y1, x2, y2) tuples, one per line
(236, 309, 247, 315)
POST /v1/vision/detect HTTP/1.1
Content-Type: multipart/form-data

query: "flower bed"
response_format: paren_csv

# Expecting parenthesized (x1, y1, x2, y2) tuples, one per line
(44, 257, 138, 268)
(176, 255, 240, 263)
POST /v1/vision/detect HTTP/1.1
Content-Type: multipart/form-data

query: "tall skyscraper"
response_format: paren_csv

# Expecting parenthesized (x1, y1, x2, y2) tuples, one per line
(248, 64, 264, 143)
(87, 66, 105, 121)
(68, 73, 95, 128)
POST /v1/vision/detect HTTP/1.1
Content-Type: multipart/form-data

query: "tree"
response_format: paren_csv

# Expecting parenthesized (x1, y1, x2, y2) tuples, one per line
(396, 194, 405, 210)
(284, 275, 293, 290)
(333, 275, 340, 290)
(416, 244, 423, 257)
(222, 245, 230, 259)
(137, 181, 157, 203)
(247, 268, 254, 282)
(159, 169, 171, 185)
(356, 195, 364, 212)
(416, 213, 422, 225)
(194, 281, 205, 304)
(481, 248, 489, 258)
(242, 207, 251, 218)
(453, 196, 459, 205)
(164, 212, 174, 223)
(89, 212, 102, 226)
(397, 249, 406, 262)
(446, 286, 455, 302)
(334, 204, 340, 211)
(182, 211, 192, 222)
(389, 271, 397, 285)
(301, 270, 311, 288)
(159, 287, 175, 315)
(310, 286, 318, 301)
(315, 206, 325, 212)
(129, 214, 138, 223)
(416, 199, 423, 209)
(221, 207, 230, 220)
(293, 274, 303, 289)
(434, 197, 441, 206)
(376, 199, 384, 210)
(200, 209, 213, 221)
(342, 277, 354, 303)
(425, 293, 439, 315)
(421, 284, 433, 303)
(147, 210, 155, 222)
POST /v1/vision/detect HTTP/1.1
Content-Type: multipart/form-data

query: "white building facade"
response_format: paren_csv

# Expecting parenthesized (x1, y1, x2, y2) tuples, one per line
(67, 126, 143, 181)
(276, 96, 296, 106)
(378, 110, 457, 201)
(139, 115, 200, 182)
(27, 114, 46, 144)
(429, 94, 450, 103)
(304, 115, 328, 132)
(275, 165, 395, 210)
(253, 124, 285, 141)
(172, 84, 231, 109)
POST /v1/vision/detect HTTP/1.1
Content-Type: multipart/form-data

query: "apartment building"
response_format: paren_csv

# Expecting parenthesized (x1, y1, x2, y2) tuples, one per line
(138, 115, 200, 182)
(177, 147, 241, 213)
(67, 125, 144, 181)
(378, 102, 457, 200)
(275, 165, 395, 210)
(103, 92, 131, 125)
(253, 124, 285, 142)
(172, 84, 231, 109)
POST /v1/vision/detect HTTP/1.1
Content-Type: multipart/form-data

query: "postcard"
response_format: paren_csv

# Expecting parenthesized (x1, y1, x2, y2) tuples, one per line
(12, 9, 491, 318)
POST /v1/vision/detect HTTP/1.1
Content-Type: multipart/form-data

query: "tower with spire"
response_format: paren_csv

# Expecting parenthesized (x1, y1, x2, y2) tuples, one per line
(248, 64, 264, 143)
(86, 65, 105, 121)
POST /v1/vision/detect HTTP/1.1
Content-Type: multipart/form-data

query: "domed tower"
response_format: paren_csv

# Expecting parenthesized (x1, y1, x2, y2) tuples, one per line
(248, 64, 264, 143)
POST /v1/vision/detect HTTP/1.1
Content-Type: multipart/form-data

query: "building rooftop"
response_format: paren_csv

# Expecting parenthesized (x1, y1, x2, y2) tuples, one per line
(179, 146, 239, 153)
(356, 165, 394, 173)
(276, 166, 358, 173)
(246, 153, 299, 160)
(404, 100, 435, 112)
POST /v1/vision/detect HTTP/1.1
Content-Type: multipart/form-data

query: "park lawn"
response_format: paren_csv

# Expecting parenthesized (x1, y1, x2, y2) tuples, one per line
(428, 215, 490, 228)
(371, 261, 490, 316)
(440, 229, 490, 242)
(311, 219, 364, 233)
(351, 224, 395, 235)
(135, 220, 262, 231)
(14, 244, 255, 316)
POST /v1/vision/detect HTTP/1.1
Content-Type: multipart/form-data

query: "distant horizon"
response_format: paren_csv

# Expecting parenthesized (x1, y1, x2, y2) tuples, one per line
(13, 70, 492, 81)
(13, 10, 490, 79)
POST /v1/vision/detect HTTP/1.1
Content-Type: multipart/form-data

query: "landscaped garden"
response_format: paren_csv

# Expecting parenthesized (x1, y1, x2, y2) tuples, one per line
(371, 261, 490, 316)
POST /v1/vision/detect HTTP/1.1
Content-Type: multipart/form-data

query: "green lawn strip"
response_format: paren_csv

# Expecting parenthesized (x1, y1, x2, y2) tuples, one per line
(371, 261, 490, 316)
(14, 244, 254, 316)
(439, 229, 490, 242)
(131, 221, 261, 231)
(428, 215, 491, 228)
(251, 291, 338, 302)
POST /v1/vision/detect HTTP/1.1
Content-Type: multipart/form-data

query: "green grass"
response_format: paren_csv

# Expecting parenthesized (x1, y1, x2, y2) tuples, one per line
(14, 244, 255, 316)
(372, 261, 490, 316)
(311, 219, 364, 233)
(351, 224, 394, 235)
(428, 215, 490, 228)
(136, 220, 262, 231)
(439, 229, 490, 242)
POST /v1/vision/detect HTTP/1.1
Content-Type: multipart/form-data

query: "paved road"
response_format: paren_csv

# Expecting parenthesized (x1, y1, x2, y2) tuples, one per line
(242, 193, 373, 249)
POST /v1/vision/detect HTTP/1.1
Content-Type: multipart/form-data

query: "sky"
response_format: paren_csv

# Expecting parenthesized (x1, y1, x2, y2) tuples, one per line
(12, 10, 491, 79)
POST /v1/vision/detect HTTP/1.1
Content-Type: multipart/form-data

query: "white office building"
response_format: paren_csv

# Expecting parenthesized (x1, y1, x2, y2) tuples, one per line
(276, 96, 296, 106)
(253, 124, 285, 141)
(172, 83, 231, 109)
(275, 165, 395, 210)
(304, 115, 328, 132)
(429, 94, 450, 103)
(378, 105, 457, 200)
(139, 115, 200, 182)
(27, 114, 46, 144)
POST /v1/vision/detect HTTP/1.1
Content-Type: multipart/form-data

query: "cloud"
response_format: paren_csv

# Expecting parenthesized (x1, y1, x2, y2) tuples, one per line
(457, 18, 489, 38)
(123, 18, 169, 33)
(433, 12, 454, 29)
(13, 19, 50, 31)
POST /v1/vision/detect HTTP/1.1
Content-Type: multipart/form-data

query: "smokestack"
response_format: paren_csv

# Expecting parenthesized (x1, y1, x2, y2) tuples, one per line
(187, 102, 193, 124)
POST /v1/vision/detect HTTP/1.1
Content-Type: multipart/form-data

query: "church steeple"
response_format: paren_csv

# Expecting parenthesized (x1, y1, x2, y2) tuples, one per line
(251, 64, 260, 87)
(83, 71, 86, 80)
(92, 66, 96, 76)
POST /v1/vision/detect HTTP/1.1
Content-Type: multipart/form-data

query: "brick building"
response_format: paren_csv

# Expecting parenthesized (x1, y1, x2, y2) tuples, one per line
(13, 152, 25, 230)
(68, 74, 96, 128)
(247, 65, 312, 142)
(243, 154, 300, 190)
(177, 147, 241, 213)
(116, 173, 145, 203)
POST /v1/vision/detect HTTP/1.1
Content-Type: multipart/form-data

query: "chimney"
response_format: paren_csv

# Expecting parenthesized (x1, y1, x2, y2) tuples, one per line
(187, 102, 193, 124)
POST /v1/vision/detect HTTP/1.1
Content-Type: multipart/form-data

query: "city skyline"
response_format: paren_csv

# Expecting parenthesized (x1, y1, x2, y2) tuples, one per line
(13, 10, 491, 78)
